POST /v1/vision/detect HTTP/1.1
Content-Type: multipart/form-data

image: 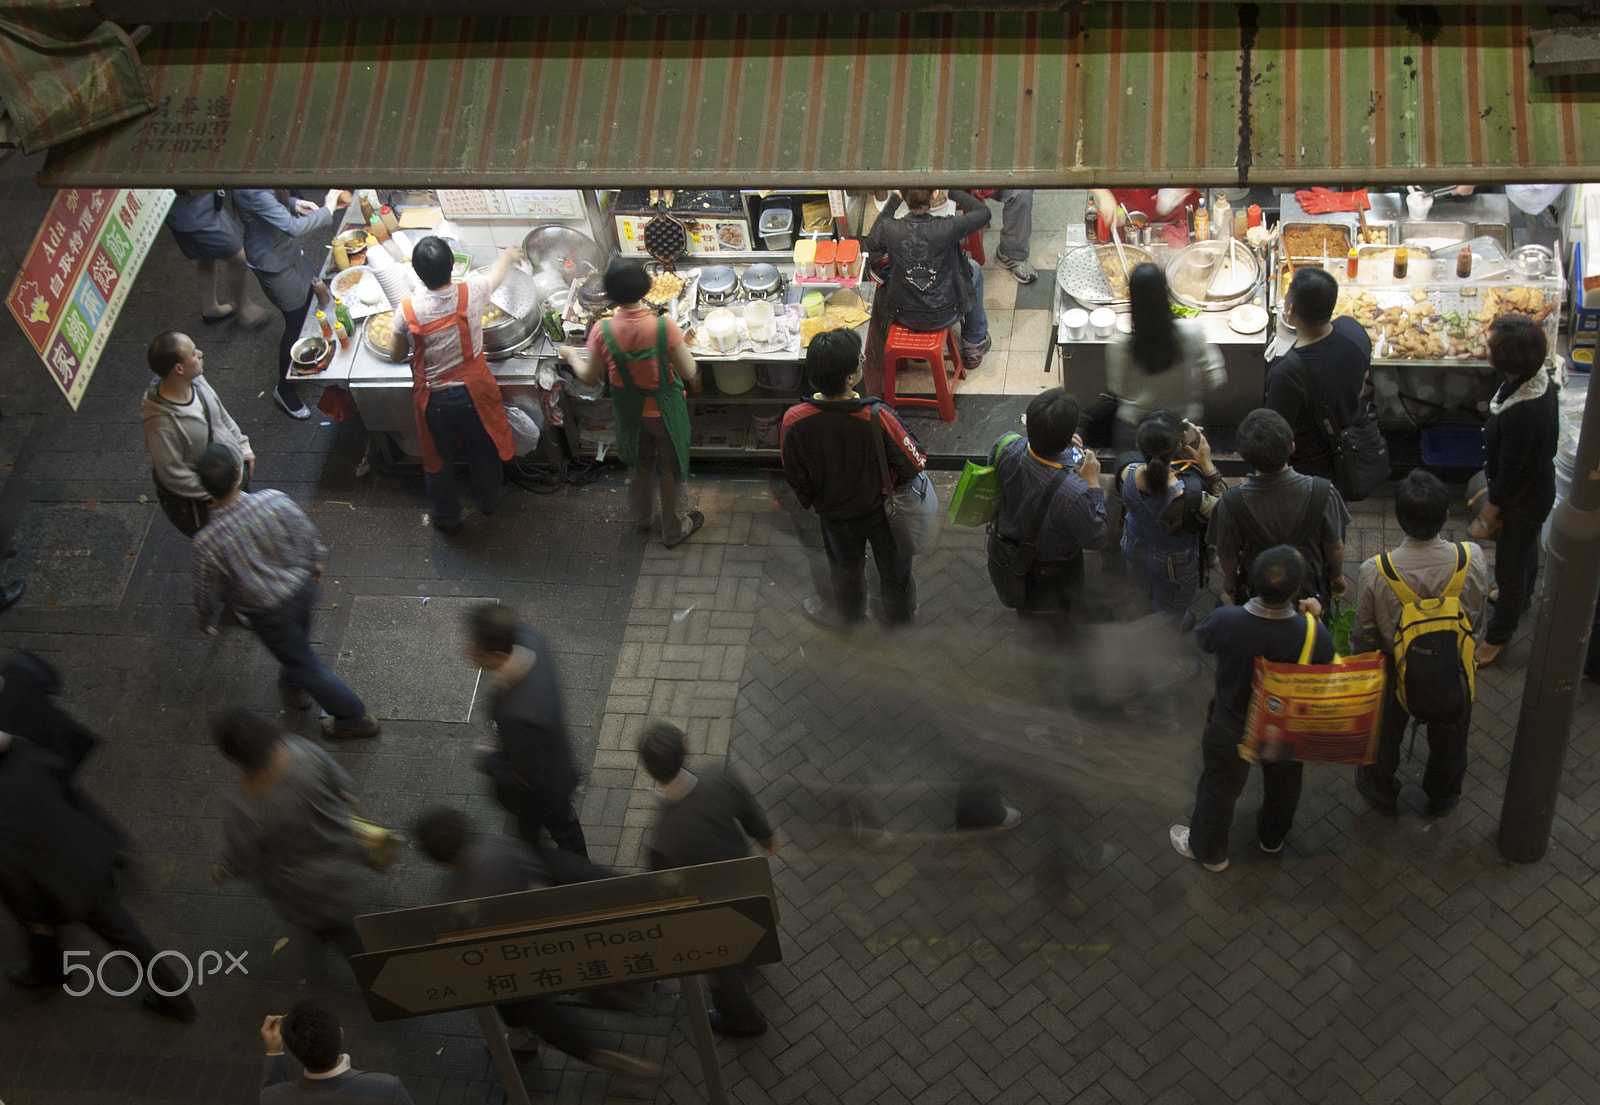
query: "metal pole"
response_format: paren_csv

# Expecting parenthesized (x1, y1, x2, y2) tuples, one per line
(476, 1005, 534, 1105)
(681, 977, 731, 1105)
(1498, 372, 1600, 862)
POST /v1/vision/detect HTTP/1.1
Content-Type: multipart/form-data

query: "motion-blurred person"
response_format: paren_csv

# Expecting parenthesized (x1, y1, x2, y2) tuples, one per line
(780, 329, 926, 628)
(415, 809, 655, 1077)
(1119, 413, 1226, 621)
(974, 188, 1037, 284)
(191, 444, 379, 740)
(1210, 409, 1348, 610)
(164, 188, 263, 325)
(1104, 264, 1223, 451)
(0, 731, 196, 1021)
(1351, 471, 1487, 817)
(464, 603, 589, 858)
(1090, 187, 1200, 247)
(1473, 315, 1559, 668)
(638, 722, 777, 1037)
(388, 236, 521, 536)
(210, 710, 368, 959)
(260, 998, 414, 1103)
(1171, 546, 1334, 871)
(988, 388, 1107, 637)
(1265, 267, 1372, 479)
(142, 331, 255, 536)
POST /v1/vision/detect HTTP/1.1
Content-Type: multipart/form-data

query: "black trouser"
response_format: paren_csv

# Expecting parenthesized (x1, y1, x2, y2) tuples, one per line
(818, 508, 915, 623)
(708, 968, 766, 1033)
(498, 998, 597, 1059)
(276, 291, 314, 390)
(1485, 502, 1551, 646)
(1187, 703, 1303, 862)
(25, 885, 195, 1013)
(1018, 553, 1085, 640)
(1358, 660, 1471, 811)
(496, 781, 590, 859)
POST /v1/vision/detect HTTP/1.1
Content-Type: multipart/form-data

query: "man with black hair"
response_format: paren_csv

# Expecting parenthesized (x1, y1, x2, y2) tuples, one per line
(1265, 267, 1372, 478)
(260, 997, 414, 1102)
(1171, 545, 1335, 871)
(989, 388, 1107, 634)
(638, 721, 776, 1037)
(141, 330, 255, 536)
(190, 444, 379, 740)
(578, 258, 704, 548)
(1210, 408, 1348, 608)
(1351, 470, 1487, 817)
(780, 329, 926, 628)
(388, 236, 523, 535)
(463, 603, 588, 858)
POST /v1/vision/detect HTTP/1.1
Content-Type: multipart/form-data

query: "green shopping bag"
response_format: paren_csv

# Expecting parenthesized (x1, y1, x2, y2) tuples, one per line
(948, 433, 1021, 527)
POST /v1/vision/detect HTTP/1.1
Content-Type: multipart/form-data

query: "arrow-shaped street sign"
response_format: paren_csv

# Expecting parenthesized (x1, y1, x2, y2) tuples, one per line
(352, 895, 780, 1021)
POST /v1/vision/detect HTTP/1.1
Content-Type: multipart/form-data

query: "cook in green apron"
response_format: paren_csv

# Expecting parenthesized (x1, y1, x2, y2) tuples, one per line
(599, 315, 696, 542)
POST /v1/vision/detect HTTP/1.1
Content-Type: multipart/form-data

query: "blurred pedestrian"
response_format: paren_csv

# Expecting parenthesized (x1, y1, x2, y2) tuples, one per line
(0, 731, 196, 1021)
(142, 331, 255, 536)
(190, 444, 379, 740)
(260, 998, 415, 1102)
(781, 329, 926, 629)
(164, 188, 263, 326)
(464, 603, 588, 858)
(638, 721, 776, 1037)
(1105, 264, 1223, 451)
(209, 710, 367, 959)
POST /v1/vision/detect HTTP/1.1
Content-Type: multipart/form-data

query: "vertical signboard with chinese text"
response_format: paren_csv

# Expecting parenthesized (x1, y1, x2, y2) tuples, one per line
(7, 188, 174, 409)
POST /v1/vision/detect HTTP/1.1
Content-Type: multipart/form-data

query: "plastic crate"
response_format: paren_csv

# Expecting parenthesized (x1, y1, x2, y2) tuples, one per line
(1420, 422, 1486, 470)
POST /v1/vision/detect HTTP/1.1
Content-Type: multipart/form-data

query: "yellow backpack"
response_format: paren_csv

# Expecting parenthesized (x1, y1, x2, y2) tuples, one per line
(1379, 543, 1475, 723)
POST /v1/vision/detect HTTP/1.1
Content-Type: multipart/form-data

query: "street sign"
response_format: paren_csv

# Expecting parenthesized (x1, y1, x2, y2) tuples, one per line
(350, 857, 782, 1022)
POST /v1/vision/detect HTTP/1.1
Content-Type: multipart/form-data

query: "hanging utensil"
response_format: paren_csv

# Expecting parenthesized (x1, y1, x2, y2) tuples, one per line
(1109, 219, 1133, 286)
(1357, 204, 1370, 245)
(641, 189, 687, 270)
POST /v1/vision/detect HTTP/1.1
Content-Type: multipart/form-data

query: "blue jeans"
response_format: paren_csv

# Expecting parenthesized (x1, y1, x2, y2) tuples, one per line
(924, 257, 989, 348)
(423, 385, 506, 525)
(249, 580, 367, 725)
(1123, 537, 1201, 618)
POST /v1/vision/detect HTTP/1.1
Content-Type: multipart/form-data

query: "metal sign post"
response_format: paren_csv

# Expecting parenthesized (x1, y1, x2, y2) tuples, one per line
(350, 857, 781, 1102)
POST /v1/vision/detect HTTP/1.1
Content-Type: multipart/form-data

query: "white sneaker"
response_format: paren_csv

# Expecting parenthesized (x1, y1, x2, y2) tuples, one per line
(1169, 825, 1228, 871)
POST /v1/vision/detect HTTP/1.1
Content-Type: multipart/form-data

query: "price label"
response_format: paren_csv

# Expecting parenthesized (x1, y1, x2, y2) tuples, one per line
(828, 190, 848, 220)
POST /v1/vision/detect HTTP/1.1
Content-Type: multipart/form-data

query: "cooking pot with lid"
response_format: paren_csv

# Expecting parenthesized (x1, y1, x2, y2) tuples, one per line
(475, 264, 544, 359)
(699, 265, 738, 307)
(741, 263, 784, 302)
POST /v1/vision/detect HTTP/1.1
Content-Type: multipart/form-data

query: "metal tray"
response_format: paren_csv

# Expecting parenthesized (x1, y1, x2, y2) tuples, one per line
(1281, 221, 1354, 263)
(362, 311, 407, 363)
(1056, 242, 1156, 305)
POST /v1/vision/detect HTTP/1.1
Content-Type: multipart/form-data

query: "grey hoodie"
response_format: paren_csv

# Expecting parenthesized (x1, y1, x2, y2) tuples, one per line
(139, 375, 251, 500)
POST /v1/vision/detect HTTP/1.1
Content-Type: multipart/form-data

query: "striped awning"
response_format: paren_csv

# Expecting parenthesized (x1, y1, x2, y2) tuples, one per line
(37, 5, 1600, 187)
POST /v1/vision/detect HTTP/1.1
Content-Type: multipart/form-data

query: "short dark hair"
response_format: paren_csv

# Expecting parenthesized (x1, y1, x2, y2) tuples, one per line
(1023, 388, 1080, 457)
(806, 330, 860, 396)
(1287, 268, 1339, 326)
(147, 332, 188, 377)
(281, 997, 342, 1074)
(1394, 469, 1449, 540)
(901, 188, 933, 212)
(1252, 545, 1307, 606)
(194, 443, 241, 499)
(416, 807, 468, 865)
(638, 721, 687, 783)
(211, 708, 281, 774)
(1488, 314, 1548, 382)
(465, 603, 516, 656)
(1236, 408, 1294, 472)
(603, 259, 650, 305)
(412, 236, 454, 289)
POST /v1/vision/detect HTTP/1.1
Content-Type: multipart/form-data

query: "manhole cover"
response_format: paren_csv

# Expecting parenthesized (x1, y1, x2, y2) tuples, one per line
(10, 501, 151, 609)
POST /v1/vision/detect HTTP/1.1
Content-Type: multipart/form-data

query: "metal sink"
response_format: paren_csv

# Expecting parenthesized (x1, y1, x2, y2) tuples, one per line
(1400, 220, 1471, 249)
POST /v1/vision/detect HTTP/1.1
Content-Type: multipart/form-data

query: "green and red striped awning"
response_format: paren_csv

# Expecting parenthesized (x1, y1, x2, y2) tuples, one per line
(37, 5, 1600, 187)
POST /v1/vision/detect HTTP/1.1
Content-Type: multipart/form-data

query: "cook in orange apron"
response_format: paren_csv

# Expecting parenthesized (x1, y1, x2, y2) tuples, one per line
(401, 285, 515, 510)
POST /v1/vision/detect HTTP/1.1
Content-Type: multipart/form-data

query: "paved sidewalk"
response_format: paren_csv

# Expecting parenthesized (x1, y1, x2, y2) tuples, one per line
(1, 153, 1599, 1104)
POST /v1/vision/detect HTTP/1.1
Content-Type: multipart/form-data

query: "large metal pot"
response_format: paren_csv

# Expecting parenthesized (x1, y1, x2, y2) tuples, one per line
(478, 264, 544, 359)
(741, 263, 784, 302)
(699, 265, 738, 308)
(1165, 240, 1261, 311)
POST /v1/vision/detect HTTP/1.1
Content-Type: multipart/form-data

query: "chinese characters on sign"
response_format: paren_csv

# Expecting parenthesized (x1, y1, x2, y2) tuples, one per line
(7, 189, 175, 409)
(129, 94, 233, 157)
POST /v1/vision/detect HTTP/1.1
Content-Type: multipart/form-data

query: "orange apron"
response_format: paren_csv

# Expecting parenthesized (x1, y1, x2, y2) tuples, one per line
(402, 283, 515, 473)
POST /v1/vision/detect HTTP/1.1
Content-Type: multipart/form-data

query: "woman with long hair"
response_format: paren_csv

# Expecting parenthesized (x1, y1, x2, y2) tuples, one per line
(1120, 411, 1226, 619)
(1104, 263, 1223, 453)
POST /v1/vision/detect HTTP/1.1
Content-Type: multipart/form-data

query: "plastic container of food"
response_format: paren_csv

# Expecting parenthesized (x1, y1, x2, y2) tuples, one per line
(1089, 307, 1117, 338)
(704, 309, 740, 354)
(1062, 308, 1089, 340)
(759, 207, 795, 251)
(745, 300, 776, 344)
(793, 240, 817, 279)
(802, 291, 826, 318)
(835, 239, 861, 280)
(813, 240, 837, 279)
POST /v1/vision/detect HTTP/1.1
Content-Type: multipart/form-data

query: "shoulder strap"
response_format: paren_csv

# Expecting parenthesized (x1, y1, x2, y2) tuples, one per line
(196, 384, 214, 446)
(1292, 362, 1342, 456)
(1442, 542, 1471, 600)
(1293, 478, 1330, 553)
(869, 403, 893, 506)
(1378, 551, 1421, 606)
(1223, 486, 1276, 558)
(988, 432, 1022, 465)
(1297, 612, 1317, 664)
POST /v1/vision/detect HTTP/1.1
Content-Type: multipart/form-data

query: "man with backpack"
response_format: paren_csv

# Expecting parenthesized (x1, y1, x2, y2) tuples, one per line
(1351, 471, 1487, 817)
(1210, 409, 1349, 611)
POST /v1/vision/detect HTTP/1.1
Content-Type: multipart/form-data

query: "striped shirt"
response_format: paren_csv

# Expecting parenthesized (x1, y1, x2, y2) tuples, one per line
(191, 489, 326, 623)
(992, 436, 1108, 562)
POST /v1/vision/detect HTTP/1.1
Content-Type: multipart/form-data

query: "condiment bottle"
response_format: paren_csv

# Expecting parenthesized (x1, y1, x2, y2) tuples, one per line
(333, 316, 352, 350)
(1233, 208, 1248, 241)
(1194, 197, 1208, 241)
(358, 193, 376, 227)
(317, 310, 334, 340)
(1085, 195, 1098, 241)
(1393, 247, 1409, 280)
(332, 238, 350, 270)
(1248, 204, 1263, 230)
(1347, 248, 1359, 280)
(333, 296, 354, 335)
(1456, 245, 1473, 279)
(1211, 195, 1231, 240)
(380, 204, 400, 234)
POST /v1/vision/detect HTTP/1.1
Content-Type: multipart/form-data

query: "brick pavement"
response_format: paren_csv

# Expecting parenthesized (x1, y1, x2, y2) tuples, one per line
(2, 154, 1600, 1103)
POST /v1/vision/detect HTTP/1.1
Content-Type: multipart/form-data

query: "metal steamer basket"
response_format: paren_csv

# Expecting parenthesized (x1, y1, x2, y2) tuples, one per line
(1055, 242, 1156, 305)
(480, 265, 544, 360)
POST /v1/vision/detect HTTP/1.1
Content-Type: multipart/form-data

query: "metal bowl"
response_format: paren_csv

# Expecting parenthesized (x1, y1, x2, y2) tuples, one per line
(478, 265, 544, 353)
(1165, 240, 1261, 311)
(289, 335, 332, 373)
(521, 225, 603, 286)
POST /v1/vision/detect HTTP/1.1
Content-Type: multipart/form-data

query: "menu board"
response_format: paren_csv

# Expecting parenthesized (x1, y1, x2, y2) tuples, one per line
(7, 188, 174, 409)
(437, 189, 584, 220)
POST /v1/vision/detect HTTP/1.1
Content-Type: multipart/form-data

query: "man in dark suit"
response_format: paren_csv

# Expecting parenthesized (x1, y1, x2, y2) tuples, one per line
(260, 997, 414, 1103)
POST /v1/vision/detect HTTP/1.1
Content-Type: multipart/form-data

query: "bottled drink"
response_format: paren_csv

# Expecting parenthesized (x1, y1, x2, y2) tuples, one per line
(1194, 197, 1209, 240)
(1085, 195, 1098, 241)
(333, 296, 354, 335)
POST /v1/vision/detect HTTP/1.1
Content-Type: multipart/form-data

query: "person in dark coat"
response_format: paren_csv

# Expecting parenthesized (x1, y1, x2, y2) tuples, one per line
(1474, 314, 1560, 668)
(638, 721, 777, 1037)
(0, 732, 195, 1022)
(260, 997, 414, 1103)
(464, 603, 589, 857)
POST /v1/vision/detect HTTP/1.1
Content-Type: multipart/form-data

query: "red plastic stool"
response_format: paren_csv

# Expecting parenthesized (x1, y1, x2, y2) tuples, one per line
(964, 227, 987, 265)
(883, 322, 964, 423)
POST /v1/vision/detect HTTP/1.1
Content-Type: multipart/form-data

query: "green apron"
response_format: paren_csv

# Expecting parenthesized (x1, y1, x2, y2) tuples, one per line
(599, 316, 692, 480)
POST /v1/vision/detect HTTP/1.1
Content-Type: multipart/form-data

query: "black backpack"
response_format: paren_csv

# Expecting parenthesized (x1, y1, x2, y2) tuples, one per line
(1223, 478, 1332, 605)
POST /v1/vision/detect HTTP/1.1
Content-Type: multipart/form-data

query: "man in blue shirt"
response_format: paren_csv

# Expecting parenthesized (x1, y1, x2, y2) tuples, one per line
(1171, 545, 1335, 871)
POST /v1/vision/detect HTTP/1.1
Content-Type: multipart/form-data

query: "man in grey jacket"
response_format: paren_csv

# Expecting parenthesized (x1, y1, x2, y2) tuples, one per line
(260, 998, 414, 1103)
(141, 331, 254, 536)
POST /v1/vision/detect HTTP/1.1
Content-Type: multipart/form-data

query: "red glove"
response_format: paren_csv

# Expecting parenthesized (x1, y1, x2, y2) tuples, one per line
(1293, 187, 1370, 214)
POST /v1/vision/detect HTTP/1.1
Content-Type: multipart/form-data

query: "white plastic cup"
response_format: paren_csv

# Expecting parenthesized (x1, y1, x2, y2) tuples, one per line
(1089, 307, 1117, 338)
(746, 300, 776, 343)
(1063, 308, 1089, 339)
